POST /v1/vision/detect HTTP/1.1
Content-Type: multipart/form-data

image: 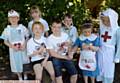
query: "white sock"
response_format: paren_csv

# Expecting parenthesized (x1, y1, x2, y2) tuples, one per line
(18, 76, 23, 80)
(24, 74, 28, 80)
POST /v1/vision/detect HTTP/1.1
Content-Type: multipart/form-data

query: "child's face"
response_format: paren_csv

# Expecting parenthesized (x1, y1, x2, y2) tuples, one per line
(30, 10, 40, 19)
(101, 16, 110, 27)
(8, 16, 19, 25)
(33, 24, 43, 36)
(51, 22, 61, 34)
(64, 17, 72, 27)
(82, 28, 92, 37)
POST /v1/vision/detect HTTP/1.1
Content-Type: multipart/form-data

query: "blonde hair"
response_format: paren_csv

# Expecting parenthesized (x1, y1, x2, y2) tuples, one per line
(30, 5, 41, 17)
(32, 21, 44, 31)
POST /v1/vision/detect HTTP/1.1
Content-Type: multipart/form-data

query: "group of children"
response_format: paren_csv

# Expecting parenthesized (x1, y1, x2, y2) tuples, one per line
(1, 5, 120, 83)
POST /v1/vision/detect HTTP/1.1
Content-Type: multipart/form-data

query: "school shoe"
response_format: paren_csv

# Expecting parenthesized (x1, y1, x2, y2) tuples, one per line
(114, 58, 120, 63)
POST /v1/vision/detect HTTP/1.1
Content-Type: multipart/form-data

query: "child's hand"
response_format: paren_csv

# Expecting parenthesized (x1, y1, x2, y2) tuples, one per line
(11, 44, 19, 51)
(38, 46, 46, 54)
(89, 45, 99, 52)
(82, 44, 90, 50)
(62, 20, 69, 28)
(67, 55, 73, 60)
(20, 43, 26, 50)
(67, 52, 74, 60)
(89, 45, 95, 51)
(42, 60, 47, 67)
(64, 42, 71, 47)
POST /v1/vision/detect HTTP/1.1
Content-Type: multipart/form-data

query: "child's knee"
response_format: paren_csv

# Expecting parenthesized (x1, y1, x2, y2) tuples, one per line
(36, 75, 42, 80)
(50, 72, 55, 78)
(71, 74, 77, 79)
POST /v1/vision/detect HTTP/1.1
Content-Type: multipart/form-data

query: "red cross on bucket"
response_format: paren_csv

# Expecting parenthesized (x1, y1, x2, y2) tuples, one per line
(101, 31, 111, 42)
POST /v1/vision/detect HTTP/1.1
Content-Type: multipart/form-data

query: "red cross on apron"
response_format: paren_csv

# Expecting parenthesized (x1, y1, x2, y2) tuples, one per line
(101, 31, 111, 42)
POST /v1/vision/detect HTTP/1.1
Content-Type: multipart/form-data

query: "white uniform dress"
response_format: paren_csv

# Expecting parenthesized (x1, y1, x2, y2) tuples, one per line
(28, 18, 49, 37)
(97, 8, 119, 83)
(27, 36, 47, 62)
(1, 24, 29, 72)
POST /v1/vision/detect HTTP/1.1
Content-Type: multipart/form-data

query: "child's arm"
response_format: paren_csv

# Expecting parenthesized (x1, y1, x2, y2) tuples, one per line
(27, 40, 39, 58)
(89, 45, 99, 51)
(28, 46, 46, 58)
(72, 27, 78, 43)
(18, 26, 29, 51)
(20, 42, 26, 50)
(28, 50, 40, 58)
(41, 49, 49, 67)
(4, 40, 19, 50)
(68, 46, 78, 60)
(89, 37, 100, 51)
(82, 43, 90, 50)
(49, 49, 70, 60)
(47, 37, 70, 60)
(2, 28, 18, 50)
(67, 37, 81, 59)
(38, 46, 46, 55)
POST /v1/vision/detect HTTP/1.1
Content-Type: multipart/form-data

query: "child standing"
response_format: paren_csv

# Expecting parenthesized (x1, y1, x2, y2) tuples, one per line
(62, 13, 78, 44)
(73, 23, 100, 83)
(1, 10, 29, 80)
(27, 22, 55, 83)
(97, 8, 119, 83)
(28, 5, 49, 37)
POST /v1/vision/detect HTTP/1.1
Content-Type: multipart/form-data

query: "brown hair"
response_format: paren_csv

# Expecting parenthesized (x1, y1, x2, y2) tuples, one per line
(82, 23, 93, 29)
(64, 13, 72, 19)
(32, 21, 44, 31)
(30, 5, 41, 17)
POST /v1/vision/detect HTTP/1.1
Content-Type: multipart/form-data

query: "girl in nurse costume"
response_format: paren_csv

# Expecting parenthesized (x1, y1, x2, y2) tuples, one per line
(73, 23, 100, 83)
(1, 10, 29, 80)
(97, 8, 119, 83)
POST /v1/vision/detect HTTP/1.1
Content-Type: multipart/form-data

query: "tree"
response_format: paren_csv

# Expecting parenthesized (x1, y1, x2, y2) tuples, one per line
(0, 0, 87, 34)
(0, 0, 120, 35)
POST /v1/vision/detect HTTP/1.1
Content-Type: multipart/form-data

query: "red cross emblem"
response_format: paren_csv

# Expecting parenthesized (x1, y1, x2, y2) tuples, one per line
(101, 31, 111, 42)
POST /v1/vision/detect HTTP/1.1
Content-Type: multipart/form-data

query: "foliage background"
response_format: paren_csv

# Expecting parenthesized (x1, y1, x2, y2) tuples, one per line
(0, 0, 120, 35)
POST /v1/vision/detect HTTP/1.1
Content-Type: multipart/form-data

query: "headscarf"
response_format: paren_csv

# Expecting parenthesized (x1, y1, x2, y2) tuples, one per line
(100, 8, 119, 31)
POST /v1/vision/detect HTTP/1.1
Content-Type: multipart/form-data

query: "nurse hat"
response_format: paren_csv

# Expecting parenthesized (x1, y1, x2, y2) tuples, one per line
(8, 10, 19, 17)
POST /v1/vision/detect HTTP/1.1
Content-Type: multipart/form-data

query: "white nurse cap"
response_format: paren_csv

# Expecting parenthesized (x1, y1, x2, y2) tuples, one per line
(8, 10, 19, 17)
